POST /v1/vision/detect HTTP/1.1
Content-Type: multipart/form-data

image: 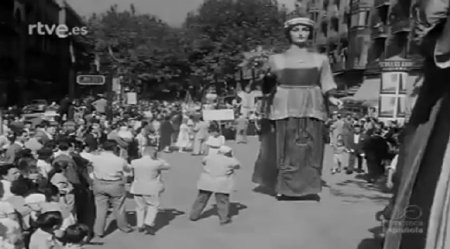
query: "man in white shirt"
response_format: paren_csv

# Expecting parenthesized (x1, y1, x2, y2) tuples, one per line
(189, 146, 240, 225)
(91, 96, 107, 114)
(130, 146, 170, 235)
(0, 164, 21, 201)
(90, 140, 133, 238)
(4, 130, 28, 164)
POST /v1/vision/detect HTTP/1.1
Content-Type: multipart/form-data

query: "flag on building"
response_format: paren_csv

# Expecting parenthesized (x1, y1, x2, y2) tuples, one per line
(185, 90, 193, 105)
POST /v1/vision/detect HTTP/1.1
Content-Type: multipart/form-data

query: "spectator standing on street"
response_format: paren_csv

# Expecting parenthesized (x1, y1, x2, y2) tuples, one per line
(91, 95, 107, 115)
(175, 118, 190, 153)
(192, 117, 209, 156)
(189, 146, 240, 225)
(130, 146, 170, 235)
(5, 130, 28, 164)
(204, 125, 225, 156)
(235, 114, 249, 144)
(1, 164, 21, 201)
(331, 134, 347, 174)
(159, 116, 173, 153)
(344, 124, 368, 175)
(90, 140, 133, 239)
(330, 114, 344, 145)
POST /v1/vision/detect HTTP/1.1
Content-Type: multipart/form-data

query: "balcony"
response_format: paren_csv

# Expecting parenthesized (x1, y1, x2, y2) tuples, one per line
(371, 23, 388, 39)
(308, 1, 321, 11)
(391, 19, 411, 33)
(351, 0, 372, 13)
(374, 0, 390, 8)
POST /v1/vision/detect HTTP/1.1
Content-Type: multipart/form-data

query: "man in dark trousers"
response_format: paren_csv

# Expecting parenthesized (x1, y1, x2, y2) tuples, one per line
(362, 128, 389, 183)
(344, 124, 367, 174)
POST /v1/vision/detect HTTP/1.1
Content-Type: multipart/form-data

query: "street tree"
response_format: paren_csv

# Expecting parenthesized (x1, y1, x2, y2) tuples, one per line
(85, 4, 189, 89)
(183, 0, 290, 82)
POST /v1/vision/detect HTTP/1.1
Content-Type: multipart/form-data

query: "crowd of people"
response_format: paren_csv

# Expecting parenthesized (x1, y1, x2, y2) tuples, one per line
(0, 91, 256, 248)
(327, 113, 403, 187)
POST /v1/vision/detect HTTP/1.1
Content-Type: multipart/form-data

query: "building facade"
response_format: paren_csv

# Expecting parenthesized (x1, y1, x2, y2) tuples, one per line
(301, 0, 365, 91)
(300, 0, 422, 120)
(0, 0, 86, 106)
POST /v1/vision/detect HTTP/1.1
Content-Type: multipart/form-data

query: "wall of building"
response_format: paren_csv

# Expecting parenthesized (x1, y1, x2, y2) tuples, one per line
(0, 0, 85, 106)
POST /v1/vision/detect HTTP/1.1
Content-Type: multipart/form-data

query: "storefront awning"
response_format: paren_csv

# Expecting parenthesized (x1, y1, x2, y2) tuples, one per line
(353, 78, 380, 107)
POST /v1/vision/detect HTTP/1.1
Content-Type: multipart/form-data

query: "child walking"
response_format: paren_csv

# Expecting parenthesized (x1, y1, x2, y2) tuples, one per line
(331, 134, 348, 174)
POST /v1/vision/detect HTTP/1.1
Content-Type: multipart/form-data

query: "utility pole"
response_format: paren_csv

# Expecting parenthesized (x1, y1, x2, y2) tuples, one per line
(106, 69, 114, 122)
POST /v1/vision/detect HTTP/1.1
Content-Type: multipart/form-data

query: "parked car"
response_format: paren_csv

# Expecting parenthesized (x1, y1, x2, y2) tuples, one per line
(22, 99, 48, 114)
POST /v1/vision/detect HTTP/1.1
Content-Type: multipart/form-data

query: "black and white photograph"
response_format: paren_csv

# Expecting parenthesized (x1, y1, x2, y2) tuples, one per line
(1, 0, 450, 249)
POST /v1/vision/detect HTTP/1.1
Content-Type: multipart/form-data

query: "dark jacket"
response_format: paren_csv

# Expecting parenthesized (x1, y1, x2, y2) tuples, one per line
(344, 132, 368, 154)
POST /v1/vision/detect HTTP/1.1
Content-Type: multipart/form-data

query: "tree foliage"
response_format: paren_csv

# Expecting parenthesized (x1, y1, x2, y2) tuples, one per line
(183, 0, 289, 80)
(86, 4, 188, 84)
(85, 0, 291, 90)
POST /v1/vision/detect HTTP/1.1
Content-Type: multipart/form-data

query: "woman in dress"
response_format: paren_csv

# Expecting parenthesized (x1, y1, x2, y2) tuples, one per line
(135, 127, 148, 156)
(176, 118, 190, 152)
(252, 15, 342, 200)
(159, 115, 174, 153)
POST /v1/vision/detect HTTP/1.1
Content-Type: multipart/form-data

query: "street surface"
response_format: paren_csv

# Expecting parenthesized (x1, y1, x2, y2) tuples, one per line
(88, 136, 390, 249)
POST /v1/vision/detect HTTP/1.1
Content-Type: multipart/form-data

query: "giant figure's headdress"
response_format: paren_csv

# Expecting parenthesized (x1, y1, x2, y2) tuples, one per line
(284, 8, 315, 30)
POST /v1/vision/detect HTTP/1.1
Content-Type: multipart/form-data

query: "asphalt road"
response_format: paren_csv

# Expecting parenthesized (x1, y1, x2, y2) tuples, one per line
(87, 136, 390, 249)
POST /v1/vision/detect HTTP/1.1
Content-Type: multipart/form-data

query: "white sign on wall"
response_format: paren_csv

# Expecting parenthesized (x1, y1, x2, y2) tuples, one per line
(126, 92, 137, 105)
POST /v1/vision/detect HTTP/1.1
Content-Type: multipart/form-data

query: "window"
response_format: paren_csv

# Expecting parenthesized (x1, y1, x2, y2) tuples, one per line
(331, 17, 339, 31)
(321, 21, 328, 36)
(357, 11, 369, 26)
(335, 0, 341, 8)
(323, 0, 329, 10)
(350, 11, 370, 28)
(378, 5, 389, 24)
(310, 12, 319, 22)
(374, 39, 386, 60)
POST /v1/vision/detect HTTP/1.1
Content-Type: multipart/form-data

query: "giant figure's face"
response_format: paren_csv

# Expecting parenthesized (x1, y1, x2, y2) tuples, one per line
(289, 24, 311, 45)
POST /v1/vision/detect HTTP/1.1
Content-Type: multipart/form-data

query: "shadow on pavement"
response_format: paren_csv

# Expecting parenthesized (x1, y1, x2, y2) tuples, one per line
(154, 209, 185, 232)
(329, 188, 390, 204)
(103, 209, 185, 236)
(357, 238, 383, 249)
(252, 185, 276, 196)
(356, 226, 384, 249)
(197, 202, 248, 220)
(329, 177, 392, 204)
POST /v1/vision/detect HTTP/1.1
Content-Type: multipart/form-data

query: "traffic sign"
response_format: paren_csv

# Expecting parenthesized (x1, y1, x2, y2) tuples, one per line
(76, 75, 106, 85)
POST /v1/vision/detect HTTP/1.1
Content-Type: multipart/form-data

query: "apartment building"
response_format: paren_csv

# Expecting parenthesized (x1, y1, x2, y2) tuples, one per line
(0, 0, 86, 106)
(301, 0, 422, 120)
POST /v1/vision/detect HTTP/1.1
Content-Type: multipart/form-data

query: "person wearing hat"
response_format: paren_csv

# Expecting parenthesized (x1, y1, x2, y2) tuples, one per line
(343, 124, 368, 174)
(36, 147, 54, 178)
(129, 146, 170, 235)
(252, 12, 342, 200)
(91, 95, 107, 115)
(189, 145, 240, 225)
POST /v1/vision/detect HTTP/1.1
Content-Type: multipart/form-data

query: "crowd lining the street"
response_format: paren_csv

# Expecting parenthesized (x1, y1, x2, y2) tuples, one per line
(0, 91, 260, 248)
(0, 90, 404, 249)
